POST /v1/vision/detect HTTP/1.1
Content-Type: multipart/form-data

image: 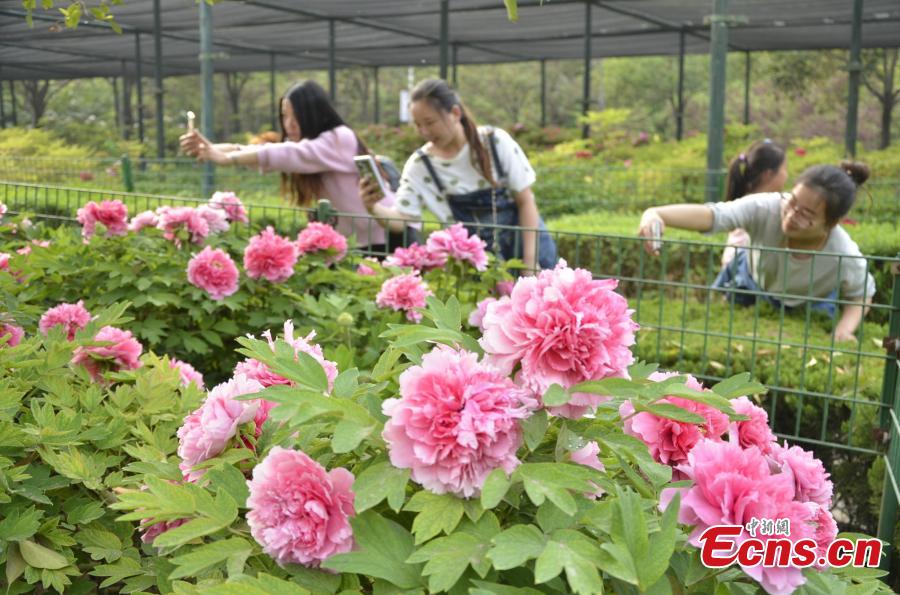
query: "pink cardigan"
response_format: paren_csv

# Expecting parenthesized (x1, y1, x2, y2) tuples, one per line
(255, 125, 395, 247)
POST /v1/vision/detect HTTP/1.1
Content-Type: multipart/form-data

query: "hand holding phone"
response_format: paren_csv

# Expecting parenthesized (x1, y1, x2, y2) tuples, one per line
(650, 220, 662, 252)
(354, 155, 389, 199)
(186, 110, 196, 132)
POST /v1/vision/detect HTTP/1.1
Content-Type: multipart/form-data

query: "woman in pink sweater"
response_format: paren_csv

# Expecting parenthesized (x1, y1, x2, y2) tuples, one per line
(179, 80, 395, 250)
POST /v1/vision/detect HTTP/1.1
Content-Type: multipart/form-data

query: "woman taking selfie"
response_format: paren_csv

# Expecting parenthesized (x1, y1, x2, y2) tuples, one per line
(360, 79, 557, 271)
(637, 161, 875, 342)
(179, 80, 397, 251)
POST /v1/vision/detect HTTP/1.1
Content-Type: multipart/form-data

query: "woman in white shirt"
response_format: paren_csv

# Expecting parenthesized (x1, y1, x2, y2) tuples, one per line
(721, 139, 788, 266)
(360, 79, 557, 271)
(638, 161, 875, 342)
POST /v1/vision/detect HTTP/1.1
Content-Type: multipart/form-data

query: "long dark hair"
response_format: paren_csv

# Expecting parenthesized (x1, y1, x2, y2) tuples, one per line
(279, 80, 370, 206)
(410, 79, 495, 186)
(797, 160, 870, 226)
(724, 139, 786, 201)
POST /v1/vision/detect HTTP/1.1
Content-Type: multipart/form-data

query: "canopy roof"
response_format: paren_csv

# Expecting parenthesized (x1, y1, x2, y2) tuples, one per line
(0, 0, 899, 81)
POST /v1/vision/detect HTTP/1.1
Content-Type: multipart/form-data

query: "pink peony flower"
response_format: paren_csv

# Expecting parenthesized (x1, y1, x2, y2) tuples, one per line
(1, 322, 24, 347)
(176, 374, 263, 481)
(157, 206, 209, 247)
(169, 358, 204, 388)
(186, 247, 240, 301)
(71, 326, 143, 382)
(15, 240, 50, 256)
(382, 346, 536, 497)
(39, 300, 92, 340)
(768, 442, 833, 507)
(140, 517, 188, 545)
(296, 222, 348, 263)
(196, 205, 230, 235)
(209, 191, 248, 223)
(128, 210, 159, 232)
(620, 372, 728, 472)
(383, 242, 447, 272)
(243, 226, 299, 283)
(375, 272, 433, 322)
(234, 321, 339, 392)
(811, 504, 838, 569)
(425, 223, 488, 271)
(660, 439, 814, 595)
(570, 441, 606, 498)
(493, 280, 515, 297)
(468, 296, 497, 331)
(246, 446, 355, 567)
(0, 202, 6, 222)
(728, 396, 776, 453)
(356, 262, 376, 276)
(76, 200, 129, 239)
(0, 253, 9, 272)
(480, 261, 638, 418)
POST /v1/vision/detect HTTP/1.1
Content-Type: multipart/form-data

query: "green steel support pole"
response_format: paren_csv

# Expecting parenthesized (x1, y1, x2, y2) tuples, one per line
(9, 81, 17, 126)
(135, 32, 145, 145)
(269, 52, 277, 131)
(582, 0, 592, 139)
(439, 0, 449, 80)
(199, 0, 215, 196)
(373, 66, 380, 124)
(705, 0, 729, 203)
(328, 19, 336, 101)
(452, 43, 458, 87)
(121, 154, 135, 192)
(877, 260, 900, 572)
(153, 0, 165, 158)
(121, 60, 130, 138)
(676, 29, 685, 141)
(540, 59, 547, 127)
(845, 0, 863, 157)
(0, 74, 5, 129)
(743, 51, 751, 124)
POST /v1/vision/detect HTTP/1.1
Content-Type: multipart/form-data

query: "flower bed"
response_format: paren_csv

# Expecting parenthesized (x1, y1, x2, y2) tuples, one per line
(0, 197, 893, 594)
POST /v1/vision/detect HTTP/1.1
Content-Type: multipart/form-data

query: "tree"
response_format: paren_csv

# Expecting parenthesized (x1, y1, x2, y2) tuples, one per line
(20, 79, 69, 127)
(222, 72, 250, 138)
(862, 48, 899, 149)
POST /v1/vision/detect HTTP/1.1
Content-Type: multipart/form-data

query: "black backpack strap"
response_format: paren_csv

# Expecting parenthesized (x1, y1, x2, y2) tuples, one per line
(416, 149, 446, 194)
(486, 128, 507, 182)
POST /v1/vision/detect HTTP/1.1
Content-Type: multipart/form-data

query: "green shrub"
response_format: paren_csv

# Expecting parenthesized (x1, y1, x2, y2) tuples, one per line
(0, 310, 200, 593)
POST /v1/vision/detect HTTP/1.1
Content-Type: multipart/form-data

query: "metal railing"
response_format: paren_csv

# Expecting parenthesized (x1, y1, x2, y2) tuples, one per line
(2, 179, 899, 571)
(3, 155, 897, 223)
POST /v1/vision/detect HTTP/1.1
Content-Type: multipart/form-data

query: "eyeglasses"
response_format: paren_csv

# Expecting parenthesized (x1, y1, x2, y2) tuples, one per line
(781, 193, 819, 227)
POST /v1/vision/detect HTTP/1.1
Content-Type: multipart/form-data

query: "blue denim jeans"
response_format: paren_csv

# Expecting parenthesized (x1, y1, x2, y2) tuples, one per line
(712, 249, 837, 318)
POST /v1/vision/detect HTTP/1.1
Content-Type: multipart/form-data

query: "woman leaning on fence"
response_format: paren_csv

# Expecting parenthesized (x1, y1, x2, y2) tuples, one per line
(178, 80, 400, 252)
(359, 78, 557, 272)
(638, 161, 875, 343)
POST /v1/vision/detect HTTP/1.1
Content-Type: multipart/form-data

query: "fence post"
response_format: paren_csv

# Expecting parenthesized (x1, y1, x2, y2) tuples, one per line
(121, 154, 135, 192)
(878, 259, 900, 573)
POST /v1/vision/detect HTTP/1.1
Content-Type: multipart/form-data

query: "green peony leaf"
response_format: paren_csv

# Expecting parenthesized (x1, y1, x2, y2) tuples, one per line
(353, 460, 409, 513)
(407, 532, 483, 592)
(405, 491, 466, 544)
(18, 539, 70, 570)
(480, 468, 512, 510)
(322, 511, 424, 589)
(168, 538, 254, 580)
(488, 524, 546, 570)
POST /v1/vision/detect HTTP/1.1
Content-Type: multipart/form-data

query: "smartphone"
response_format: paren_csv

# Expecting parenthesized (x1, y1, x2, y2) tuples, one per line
(354, 154, 389, 198)
(650, 220, 662, 252)
(186, 110, 196, 132)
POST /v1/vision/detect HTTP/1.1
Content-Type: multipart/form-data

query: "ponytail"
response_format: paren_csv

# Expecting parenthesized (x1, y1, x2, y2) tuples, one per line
(723, 139, 786, 201)
(411, 78, 494, 186)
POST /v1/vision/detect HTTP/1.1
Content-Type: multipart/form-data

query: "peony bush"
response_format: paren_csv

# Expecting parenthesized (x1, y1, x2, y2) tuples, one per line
(0, 197, 892, 594)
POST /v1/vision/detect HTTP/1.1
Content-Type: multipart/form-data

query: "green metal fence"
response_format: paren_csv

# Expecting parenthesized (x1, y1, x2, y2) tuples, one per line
(2, 180, 900, 572)
(3, 155, 898, 223)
